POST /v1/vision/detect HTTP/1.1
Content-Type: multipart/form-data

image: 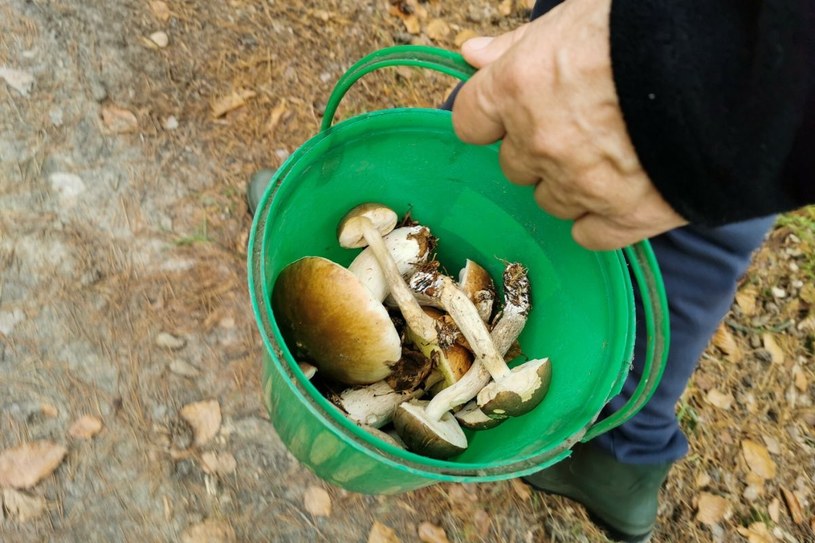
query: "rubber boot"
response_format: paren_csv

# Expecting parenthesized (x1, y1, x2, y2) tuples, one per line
(247, 168, 277, 217)
(522, 442, 671, 543)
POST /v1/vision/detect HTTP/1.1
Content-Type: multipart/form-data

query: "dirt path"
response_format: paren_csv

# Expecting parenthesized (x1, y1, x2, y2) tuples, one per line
(1, 1, 813, 542)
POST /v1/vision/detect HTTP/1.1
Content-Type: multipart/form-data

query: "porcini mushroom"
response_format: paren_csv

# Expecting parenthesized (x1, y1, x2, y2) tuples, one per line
(271, 256, 401, 385)
(405, 307, 472, 390)
(458, 259, 496, 323)
(337, 203, 438, 345)
(347, 225, 435, 303)
(330, 381, 420, 428)
(412, 264, 549, 419)
(392, 399, 468, 459)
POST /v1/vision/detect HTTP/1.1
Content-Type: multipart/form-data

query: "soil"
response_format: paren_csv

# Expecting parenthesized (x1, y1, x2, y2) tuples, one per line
(1, 1, 813, 542)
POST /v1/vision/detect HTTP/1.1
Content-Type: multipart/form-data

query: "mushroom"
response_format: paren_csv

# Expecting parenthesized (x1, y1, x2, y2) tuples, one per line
(457, 259, 496, 323)
(347, 225, 435, 303)
(337, 203, 439, 345)
(392, 399, 467, 459)
(330, 381, 421, 428)
(297, 361, 318, 380)
(271, 256, 401, 385)
(412, 263, 549, 419)
(453, 400, 503, 430)
(406, 307, 472, 390)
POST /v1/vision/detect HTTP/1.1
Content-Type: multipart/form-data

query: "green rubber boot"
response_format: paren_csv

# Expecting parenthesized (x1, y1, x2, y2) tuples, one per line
(522, 442, 672, 543)
(246, 168, 277, 217)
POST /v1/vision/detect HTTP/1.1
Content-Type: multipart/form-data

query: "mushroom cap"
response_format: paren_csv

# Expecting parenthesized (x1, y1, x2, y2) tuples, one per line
(272, 256, 401, 385)
(454, 400, 505, 430)
(392, 400, 467, 459)
(337, 203, 398, 248)
(476, 358, 552, 418)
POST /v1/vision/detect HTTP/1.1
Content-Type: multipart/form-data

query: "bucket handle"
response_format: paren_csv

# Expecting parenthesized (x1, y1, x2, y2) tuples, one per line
(321, 44, 670, 441)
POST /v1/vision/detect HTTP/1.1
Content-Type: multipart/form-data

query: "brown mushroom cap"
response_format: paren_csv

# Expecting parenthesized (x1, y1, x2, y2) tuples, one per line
(272, 256, 401, 385)
(393, 400, 467, 459)
(337, 203, 398, 249)
(477, 358, 552, 418)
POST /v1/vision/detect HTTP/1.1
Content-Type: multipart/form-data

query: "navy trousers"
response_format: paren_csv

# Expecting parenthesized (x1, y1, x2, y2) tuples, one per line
(444, 0, 778, 464)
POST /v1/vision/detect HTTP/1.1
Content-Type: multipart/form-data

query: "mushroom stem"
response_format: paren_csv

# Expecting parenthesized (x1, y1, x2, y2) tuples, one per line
(420, 263, 531, 421)
(333, 381, 420, 428)
(356, 218, 438, 344)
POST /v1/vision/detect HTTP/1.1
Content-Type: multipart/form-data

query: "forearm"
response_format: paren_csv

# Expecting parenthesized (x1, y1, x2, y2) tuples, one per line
(609, 0, 815, 223)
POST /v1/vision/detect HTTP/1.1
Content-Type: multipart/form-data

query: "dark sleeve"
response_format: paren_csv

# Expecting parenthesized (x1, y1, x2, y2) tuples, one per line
(609, 0, 815, 224)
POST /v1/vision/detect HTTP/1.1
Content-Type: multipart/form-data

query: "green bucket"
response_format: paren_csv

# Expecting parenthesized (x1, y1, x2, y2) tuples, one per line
(248, 46, 670, 495)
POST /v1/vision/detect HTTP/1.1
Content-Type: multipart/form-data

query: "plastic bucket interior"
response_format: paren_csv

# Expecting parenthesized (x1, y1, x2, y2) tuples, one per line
(248, 46, 669, 495)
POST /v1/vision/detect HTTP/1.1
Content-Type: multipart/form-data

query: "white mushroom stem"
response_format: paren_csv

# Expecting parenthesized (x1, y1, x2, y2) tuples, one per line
(355, 218, 438, 344)
(418, 264, 530, 421)
(348, 225, 432, 302)
(336, 381, 419, 428)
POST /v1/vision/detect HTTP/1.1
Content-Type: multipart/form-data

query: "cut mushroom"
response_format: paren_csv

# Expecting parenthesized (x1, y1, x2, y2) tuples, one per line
(454, 400, 503, 430)
(392, 399, 467, 459)
(331, 381, 420, 428)
(406, 307, 472, 390)
(359, 424, 406, 449)
(297, 361, 318, 380)
(413, 263, 548, 420)
(348, 225, 435, 303)
(272, 256, 401, 384)
(337, 203, 438, 345)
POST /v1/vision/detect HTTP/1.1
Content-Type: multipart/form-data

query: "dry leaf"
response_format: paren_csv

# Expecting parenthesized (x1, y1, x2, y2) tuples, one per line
(101, 104, 138, 134)
(498, 0, 513, 16)
(150, 1, 171, 22)
(200, 452, 236, 475)
(762, 333, 785, 365)
(446, 483, 477, 505)
(368, 521, 401, 543)
(695, 471, 712, 488)
(0, 441, 67, 489)
(510, 478, 532, 501)
(781, 486, 805, 524)
(418, 522, 450, 543)
(40, 404, 59, 418)
(696, 492, 732, 525)
(762, 435, 781, 455)
(712, 324, 742, 361)
(149, 31, 169, 48)
(211, 90, 256, 118)
(402, 15, 421, 35)
(742, 439, 777, 480)
(69, 415, 103, 439)
(705, 389, 734, 410)
(266, 99, 288, 134)
(793, 365, 808, 392)
(303, 486, 332, 517)
(2, 488, 47, 522)
(425, 19, 451, 42)
(735, 286, 758, 316)
(180, 400, 222, 446)
(180, 519, 236, 543)
(800, 283, 815, 304)
(768, 497, 781, 523)
(473, 509, 491, 536)
(736, 522, 773, 543)
(454, 29, 478, 48)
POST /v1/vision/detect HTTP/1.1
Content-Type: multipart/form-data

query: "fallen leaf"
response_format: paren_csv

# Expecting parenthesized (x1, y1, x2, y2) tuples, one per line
(712, 324, 742, 361)
(781, 486, 805, 524)
(801, 283, 815, 304)
(101, 104, 138, 134)
(736, 522, 773, 543)
(149, 1, 171, 22)
(169, 359, 201, 377)
(793, 365, 808, 392)
(2, 488, 47, 522)
(0, 441, 67, 489)
(762, 435, 781, 455)
(695, 471, 712, 488)
(510, 478, 532, 501)
(40, 404, 59, 418)
(266, 99, 288, 134)
(418, 522, 449, 543)
(69, 415, 103, 439)
(156, 332, 186, 350)
(742, 439, 777, 480)
(368, 521, 401, 543)
(425, 19, 451, 42)
(149, 31, 169, 48)
(762, 333, 785, 365)
(200, 452, 236, 476)
(211, 90, 256, 118)
(768, 497, 781, 523)
(180, 400, 221, 446)
(705, 389, 734, 410)
(473, 509, 491, 536)
(180, 519, 236, 543)
(454, 29, 478, 48)
(498, 0, 513, 16)
(446, 483, 478, 505)
(735, 286, 758, 316)
(303, 486, 332, 517)
(0, 67, 35, 96)
(402, 15, 421, 35)
(696, 492, 732, 525)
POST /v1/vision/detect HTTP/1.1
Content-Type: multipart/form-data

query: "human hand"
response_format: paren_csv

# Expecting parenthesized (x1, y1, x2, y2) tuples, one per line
(451, 0, 687, 250)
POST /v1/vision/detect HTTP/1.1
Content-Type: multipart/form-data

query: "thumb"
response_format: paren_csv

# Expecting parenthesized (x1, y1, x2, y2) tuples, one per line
(461, 23, 530, 68)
